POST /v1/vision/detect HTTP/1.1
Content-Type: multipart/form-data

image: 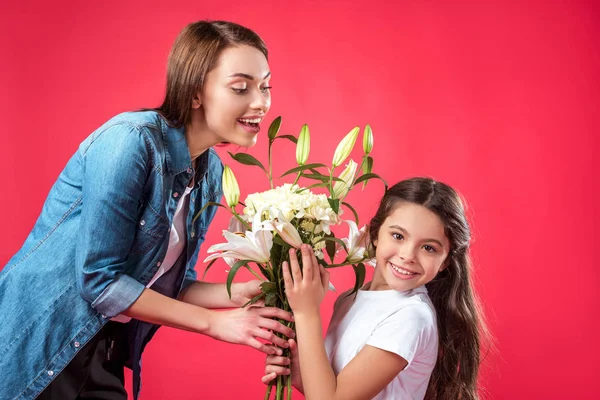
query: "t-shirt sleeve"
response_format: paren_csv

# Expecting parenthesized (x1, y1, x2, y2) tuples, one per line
(366, 304, 436, 365)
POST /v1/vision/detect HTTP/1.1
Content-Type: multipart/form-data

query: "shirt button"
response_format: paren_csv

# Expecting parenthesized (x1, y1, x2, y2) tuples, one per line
(190, 232, 195, 238)
(101, 314, 107, 319)
(157, 261, 162, 267)
(74, 341, 80, 348)
(187, 168, 193, 174)
(140, 220, 146, 226)
(47, 370, 54, 376)
(173, 192, 179, 198)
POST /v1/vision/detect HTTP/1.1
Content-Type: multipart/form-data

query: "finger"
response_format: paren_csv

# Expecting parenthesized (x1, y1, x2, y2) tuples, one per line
(311, 247, 321, 283)
(254, 328, 290, 348)
(289, 248, 303, 283)
(249, 338, 282, 355)
(320, 264, 330, 291)
(265, 355, 291, 366)
(257, 306, 295, 324)
(261, 372, 277, 384)
(288, 338, 299, 356)
(282, 261, 294, 292)
(301, 245, 313, 282)
(265, 365, 291, 376)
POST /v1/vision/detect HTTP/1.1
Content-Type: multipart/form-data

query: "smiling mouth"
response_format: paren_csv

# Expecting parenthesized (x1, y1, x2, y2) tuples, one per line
(237, 117, 261, 128)
(389, 262, 418, 276)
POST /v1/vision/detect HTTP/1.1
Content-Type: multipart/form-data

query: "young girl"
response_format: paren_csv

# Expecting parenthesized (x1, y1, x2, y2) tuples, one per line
(0, 21, 295, 400)
(263, 177, 487, 399)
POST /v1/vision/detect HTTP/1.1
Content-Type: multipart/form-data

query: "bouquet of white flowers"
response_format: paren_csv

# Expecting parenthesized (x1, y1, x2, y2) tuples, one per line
(198, 117, 386, 399)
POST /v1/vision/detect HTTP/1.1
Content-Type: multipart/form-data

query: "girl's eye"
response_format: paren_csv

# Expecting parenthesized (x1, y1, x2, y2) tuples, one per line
(423, 245, 437, 253)
(232, 87, 247, 94)
(392, 233, 404, 240)
(260, 86, 272, 93)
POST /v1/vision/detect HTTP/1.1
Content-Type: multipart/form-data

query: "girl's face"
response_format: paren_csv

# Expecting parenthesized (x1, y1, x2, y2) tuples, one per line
(370, 202, 450, 292)
(194, 44, 272, 147)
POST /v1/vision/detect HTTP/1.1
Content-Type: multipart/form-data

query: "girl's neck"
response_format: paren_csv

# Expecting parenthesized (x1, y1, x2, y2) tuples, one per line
(185, 109, 220, 161)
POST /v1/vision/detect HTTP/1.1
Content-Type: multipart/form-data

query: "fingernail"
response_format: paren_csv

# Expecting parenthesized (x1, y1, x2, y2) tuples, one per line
(276, 348, 283, 355)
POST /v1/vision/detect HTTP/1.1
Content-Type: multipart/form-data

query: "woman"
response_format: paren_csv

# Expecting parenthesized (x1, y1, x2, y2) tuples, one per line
(0, 20, 293, 400)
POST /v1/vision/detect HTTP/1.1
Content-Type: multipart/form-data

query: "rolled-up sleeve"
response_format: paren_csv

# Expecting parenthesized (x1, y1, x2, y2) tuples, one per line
(75, 123, 150, 317)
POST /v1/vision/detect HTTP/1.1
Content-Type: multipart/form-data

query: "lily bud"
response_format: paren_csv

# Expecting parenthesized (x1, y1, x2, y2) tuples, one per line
(222, 165, 240, 208)
(363, 125, 373, 154)
(296, 124, 310, 165)
(332, 159, 358, 200)
(332, 127, 359, 167)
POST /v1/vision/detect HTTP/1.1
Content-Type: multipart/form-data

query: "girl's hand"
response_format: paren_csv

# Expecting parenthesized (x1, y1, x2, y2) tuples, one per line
(262, 339, 304, 393)
(283, 245, 330, 316)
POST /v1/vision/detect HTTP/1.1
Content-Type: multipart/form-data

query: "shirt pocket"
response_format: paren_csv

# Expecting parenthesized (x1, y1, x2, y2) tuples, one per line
(130, 203, 169, 255)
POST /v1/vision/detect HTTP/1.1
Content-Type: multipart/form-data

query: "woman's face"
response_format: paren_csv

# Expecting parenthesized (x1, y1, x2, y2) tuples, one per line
(194, 44, 272, 148)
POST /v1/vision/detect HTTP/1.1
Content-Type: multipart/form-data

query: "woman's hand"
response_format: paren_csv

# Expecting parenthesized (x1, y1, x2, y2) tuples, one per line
(230, 279, 263, 307)
(283, 245, 330, 317)
(262, 339, 304, 393)
(207, 304, 295, 355)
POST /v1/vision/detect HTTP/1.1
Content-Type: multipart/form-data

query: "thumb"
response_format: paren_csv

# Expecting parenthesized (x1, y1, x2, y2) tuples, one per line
(289, 338, 299, 357)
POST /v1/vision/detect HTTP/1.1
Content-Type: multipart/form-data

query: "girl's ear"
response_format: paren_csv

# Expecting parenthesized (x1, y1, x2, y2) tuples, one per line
(192, 92, 202, 109)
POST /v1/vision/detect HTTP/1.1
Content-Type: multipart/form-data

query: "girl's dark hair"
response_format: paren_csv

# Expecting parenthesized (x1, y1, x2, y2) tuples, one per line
(368, 177, 490, 400)
(155, 20, 268, 127)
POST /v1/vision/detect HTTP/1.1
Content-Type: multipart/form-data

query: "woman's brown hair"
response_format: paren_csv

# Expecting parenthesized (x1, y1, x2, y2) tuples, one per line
(155, 20, 268, 127)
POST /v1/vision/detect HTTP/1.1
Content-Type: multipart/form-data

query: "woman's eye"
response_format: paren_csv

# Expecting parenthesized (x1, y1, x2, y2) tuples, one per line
(423, 245, 437, 253)
(392, 233, 404, 240)
(232, 87, 247, 94)
(260, 86, 272, 93)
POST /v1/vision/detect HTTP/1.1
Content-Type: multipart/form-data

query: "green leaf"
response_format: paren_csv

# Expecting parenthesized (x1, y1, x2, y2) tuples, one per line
(192, 201, 227, 225)
(301, 173, 330, 182)
(327, 197, 340, 214)
(260, 281, 277, 293)
(324, 233, 337, 263)
(280, 163, 328, 178)
(346, 263, 366, 298)
(342, 201, 359, 225)
(265, 292, 279, 307)
(315, 235, 347, 252)
(268, 116, 282, 141)
(274, 134, 298, 144)
(242, 292, 265, 308)
(201, 258, 219, 280)
(353, 172, 388, 191)
(228, 152, 267, 174)
(226, 259, 253, 299)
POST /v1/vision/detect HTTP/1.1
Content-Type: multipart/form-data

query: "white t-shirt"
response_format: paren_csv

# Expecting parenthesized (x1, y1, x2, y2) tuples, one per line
(324, 284, 438, 400)
(112, 185, 193, 323)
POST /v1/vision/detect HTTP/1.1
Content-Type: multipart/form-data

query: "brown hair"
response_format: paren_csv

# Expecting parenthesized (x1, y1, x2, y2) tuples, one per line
(155, 20, 268, 127)
(368, 177, 491, 400)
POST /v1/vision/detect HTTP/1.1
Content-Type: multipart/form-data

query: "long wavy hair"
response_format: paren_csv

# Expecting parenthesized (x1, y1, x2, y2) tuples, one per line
(368, 177, 491, 400)
(155, 20, 268, 127)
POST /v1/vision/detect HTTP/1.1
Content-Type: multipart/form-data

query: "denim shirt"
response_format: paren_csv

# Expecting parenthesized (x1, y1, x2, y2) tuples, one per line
(0, 111, 223, 400)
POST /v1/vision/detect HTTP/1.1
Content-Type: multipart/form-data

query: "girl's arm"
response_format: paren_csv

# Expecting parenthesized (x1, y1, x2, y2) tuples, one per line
(284, 246, 409, 400)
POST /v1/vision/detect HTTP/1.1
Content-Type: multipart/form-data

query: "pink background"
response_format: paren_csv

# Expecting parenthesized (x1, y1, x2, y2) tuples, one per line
(1, 1, 598, 399)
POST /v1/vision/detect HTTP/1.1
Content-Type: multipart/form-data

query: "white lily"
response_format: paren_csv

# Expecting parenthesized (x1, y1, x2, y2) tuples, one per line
(204, 223, 273, 265)
(273, 211, 303, 249)
(341, 220, 369, 263)
(332, 159, 358, 200)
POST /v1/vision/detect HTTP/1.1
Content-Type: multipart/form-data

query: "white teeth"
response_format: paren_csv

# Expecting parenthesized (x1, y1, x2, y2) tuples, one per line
(390, 263, 416, 275)
(238, 118, 261, 124)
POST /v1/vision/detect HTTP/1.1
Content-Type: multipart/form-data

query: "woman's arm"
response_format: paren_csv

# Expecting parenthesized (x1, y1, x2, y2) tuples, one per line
(179, 280, 263, 309)
(124, 287, 294, 354)
(283, 246, 408, 400)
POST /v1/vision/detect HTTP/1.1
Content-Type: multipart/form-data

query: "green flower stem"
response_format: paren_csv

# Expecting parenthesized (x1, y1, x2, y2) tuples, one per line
(246, 266, 266, 281)
(268, 140, 274, 189)
(265, 383, 273, 400)
(292, 171, 302, 187)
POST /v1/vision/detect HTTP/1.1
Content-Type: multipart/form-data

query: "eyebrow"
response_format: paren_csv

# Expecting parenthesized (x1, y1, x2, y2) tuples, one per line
(228, 71, 271, 81)
(387, 224, 445, 248)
